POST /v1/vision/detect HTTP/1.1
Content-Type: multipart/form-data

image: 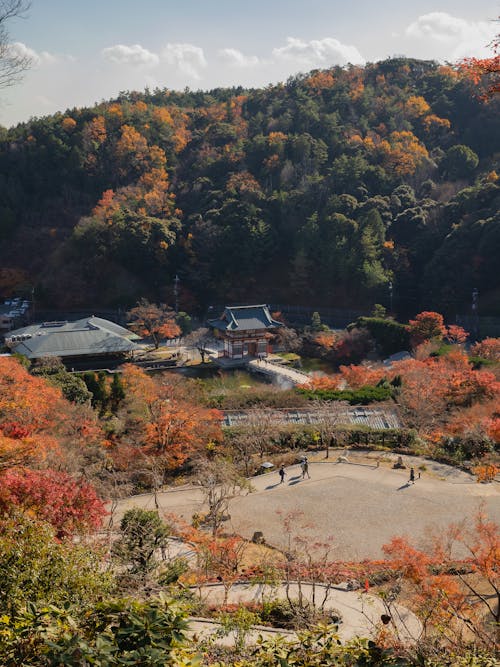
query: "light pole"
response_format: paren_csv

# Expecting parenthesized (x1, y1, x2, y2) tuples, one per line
(472, 287, 479, 341)
(173, 274, 180, 314)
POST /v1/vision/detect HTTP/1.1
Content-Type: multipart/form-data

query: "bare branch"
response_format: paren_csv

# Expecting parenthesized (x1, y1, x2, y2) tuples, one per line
(0, 1, 32, 89)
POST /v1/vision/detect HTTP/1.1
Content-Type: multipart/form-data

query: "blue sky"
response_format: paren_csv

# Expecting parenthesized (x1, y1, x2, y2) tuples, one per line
(1, 0, 498, 127)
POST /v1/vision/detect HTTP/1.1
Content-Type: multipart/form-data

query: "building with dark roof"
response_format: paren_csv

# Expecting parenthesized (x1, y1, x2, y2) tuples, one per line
(208, 305, 282, 360)
(5, 316, 141, 362)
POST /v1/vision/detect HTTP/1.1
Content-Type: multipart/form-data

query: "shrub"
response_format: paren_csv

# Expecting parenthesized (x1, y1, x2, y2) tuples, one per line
(297, 384, 393, 404)
(353, 316, 410, 356)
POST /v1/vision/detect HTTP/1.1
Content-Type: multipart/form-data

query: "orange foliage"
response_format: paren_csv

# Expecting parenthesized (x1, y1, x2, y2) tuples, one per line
(152, 107, 174, 126)
(82, 116, 107, 169)
(394, 352, 499, 431)
(132, 100, 148, 114)
(404, 95, 430, 117)
(0, 357, 64, 469)
(383, 535, 465, 631)
(226, 171, 263, 197)
(378, 131, 428, 176)
(61, 117, 77, 132)
(92, 189, 120, 221)
(422, 113, 451, 132)
(459, 53, 500, 98)
(471, 337, 500, 361)
(407, 310, 446, 346)
(339, 364, 387, 389)
(305, 71, 335, 91)
(170, 108, 191, 152)
(267, 131, 288, 145)
(446, 324, 469, 344)
(107, 103, 123, 118)
(486, 417, 500, 443)
(299, 375, 341, 391)
(119, 365, 221, 469)
(313, 331, 336, 349)
(473, 463, 498, 482)
(115, 124, 149, 171)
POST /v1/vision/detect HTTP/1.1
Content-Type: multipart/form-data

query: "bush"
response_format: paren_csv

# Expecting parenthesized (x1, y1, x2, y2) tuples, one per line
(352, 317, 410, 357)
(297, 384, 393, 404)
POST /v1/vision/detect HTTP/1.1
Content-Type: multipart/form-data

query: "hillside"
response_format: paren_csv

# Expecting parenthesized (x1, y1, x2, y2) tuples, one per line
(0, 57, 499, 315)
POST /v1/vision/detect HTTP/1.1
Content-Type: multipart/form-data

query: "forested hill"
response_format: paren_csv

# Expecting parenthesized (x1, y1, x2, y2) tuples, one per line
(0, 58, 499, 316)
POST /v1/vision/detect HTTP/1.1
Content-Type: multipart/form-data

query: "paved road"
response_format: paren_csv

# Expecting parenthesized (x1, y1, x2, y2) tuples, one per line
(109, 453, 499, 560)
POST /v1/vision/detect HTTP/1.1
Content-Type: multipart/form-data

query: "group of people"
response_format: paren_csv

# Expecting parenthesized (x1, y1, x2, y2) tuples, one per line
(278, 456, 310, 484)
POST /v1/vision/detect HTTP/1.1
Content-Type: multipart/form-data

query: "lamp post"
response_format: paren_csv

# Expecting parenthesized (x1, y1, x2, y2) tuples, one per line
(173, 274, 180, 314)
(472, 287, 479, 341)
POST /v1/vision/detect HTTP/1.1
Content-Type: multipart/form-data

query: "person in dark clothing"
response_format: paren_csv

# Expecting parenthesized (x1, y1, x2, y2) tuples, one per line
(409, 467, 415, 484)
(279, 465, 286, 484)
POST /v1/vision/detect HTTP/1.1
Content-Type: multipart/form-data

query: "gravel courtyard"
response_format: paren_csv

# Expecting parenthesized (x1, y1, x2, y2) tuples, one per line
(111, 454, 499, 560)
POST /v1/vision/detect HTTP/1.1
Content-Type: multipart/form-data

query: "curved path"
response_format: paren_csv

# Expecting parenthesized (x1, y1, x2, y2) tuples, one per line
(110, 453, 499, 560)
(190, 581, 420, 644)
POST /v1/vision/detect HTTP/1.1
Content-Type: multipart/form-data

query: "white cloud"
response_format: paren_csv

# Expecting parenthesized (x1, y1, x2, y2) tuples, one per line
(161, 42, 207, 79)
(218, 48, 260, 67)
(102, 43, 159, 67)
(7, 42, 61, 67)
(272, 36, 365, 67)
(405, 12, 497, 59)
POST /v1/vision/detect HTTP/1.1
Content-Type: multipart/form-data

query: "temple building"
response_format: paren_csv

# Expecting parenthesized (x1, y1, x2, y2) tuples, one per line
(5, 316, 141, 363)
(208, 305, 282, 360)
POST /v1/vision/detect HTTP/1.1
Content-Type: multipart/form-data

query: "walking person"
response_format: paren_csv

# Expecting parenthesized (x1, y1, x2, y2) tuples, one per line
(279, 464, 286, 484)
(302, 456, 310, 479)
(409, 467, 415, 484)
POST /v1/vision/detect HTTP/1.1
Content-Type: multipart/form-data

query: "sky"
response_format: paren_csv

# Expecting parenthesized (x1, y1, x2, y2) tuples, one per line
(0, 0, 498, 127)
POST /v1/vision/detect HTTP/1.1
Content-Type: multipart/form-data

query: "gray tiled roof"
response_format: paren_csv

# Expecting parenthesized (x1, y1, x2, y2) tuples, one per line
(7, 317, 140, 359)
(209, 305, 283, 332)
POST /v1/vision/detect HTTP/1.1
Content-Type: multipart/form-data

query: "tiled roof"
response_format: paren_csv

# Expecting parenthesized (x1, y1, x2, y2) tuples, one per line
(7, 317, 140, 359)
(209, 305, 283, 332)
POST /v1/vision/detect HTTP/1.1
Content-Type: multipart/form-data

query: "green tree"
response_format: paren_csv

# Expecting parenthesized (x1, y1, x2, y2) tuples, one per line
(0, 513, 113, 617)
(310, 311, 323, 333)
(112, 509, 170, 577)
(109, 372, 126, 411)
(31, 357, 92, 404)
(441, 144, 479, 180)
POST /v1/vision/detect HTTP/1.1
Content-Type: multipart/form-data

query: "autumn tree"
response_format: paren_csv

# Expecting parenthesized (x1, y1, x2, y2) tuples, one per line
(189, 529, 248, 604)
(446, 324, 469, 345)
(471, 337, 500, 362)
(407, 311, 447, 347)
(0, 468, 106, 538)
(0, 357, 65, 470)
(383, 509, 500, 650)
(119, 364, 221, 477)
(460, 27, 499, 99)
(127, 298, 181, 348)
